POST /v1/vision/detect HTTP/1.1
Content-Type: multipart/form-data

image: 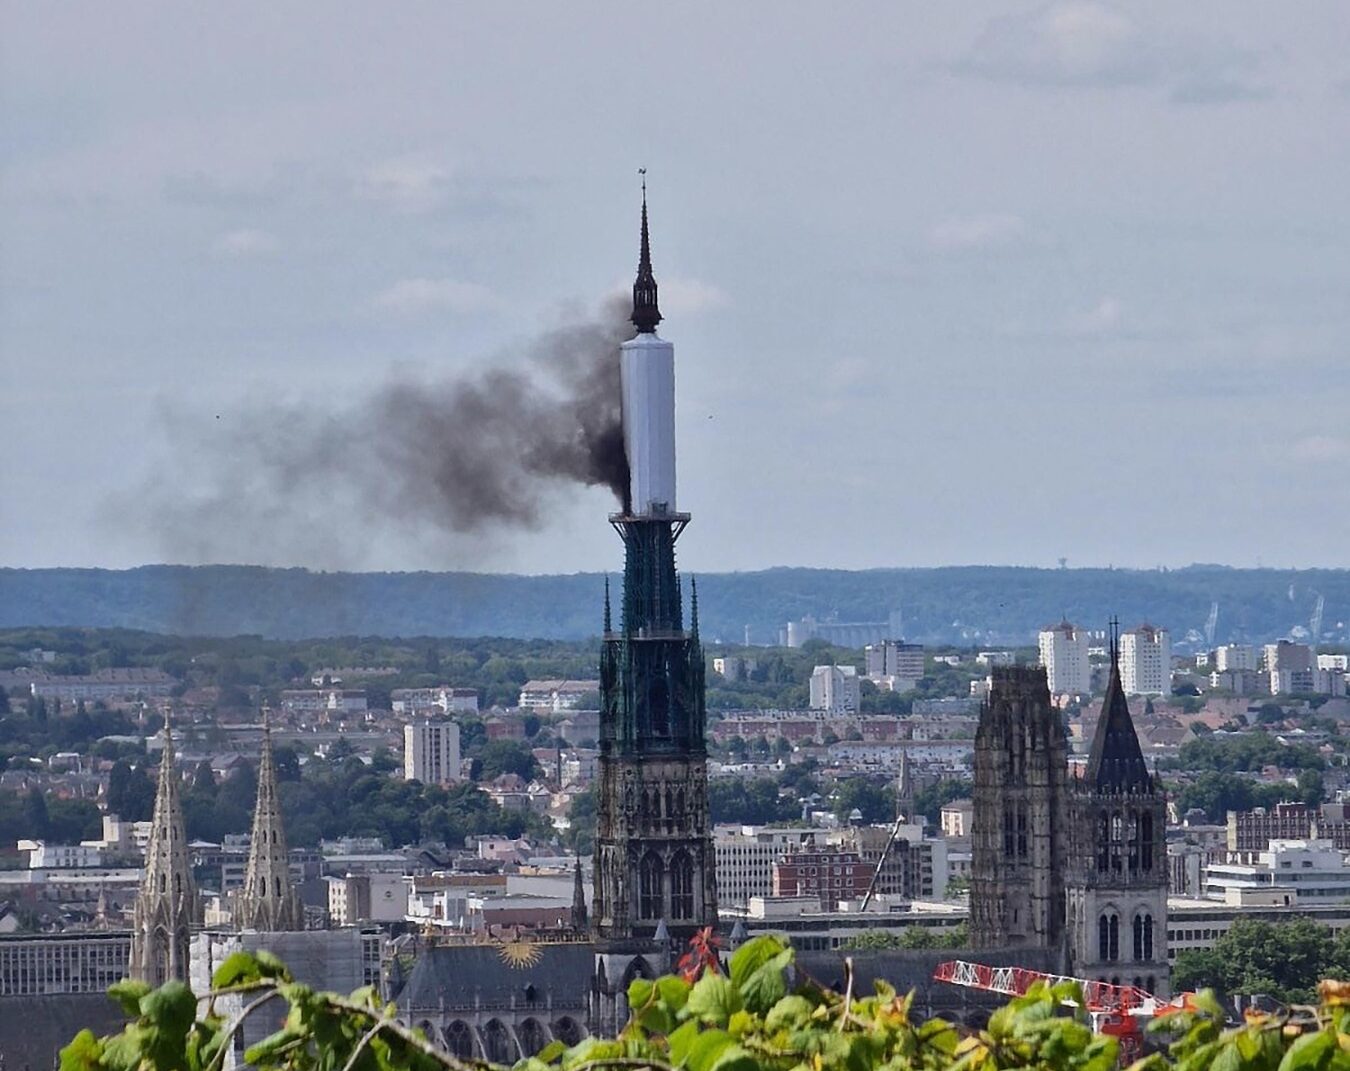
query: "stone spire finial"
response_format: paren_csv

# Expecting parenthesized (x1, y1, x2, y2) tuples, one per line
(130, 716, 199, 983)
(572, 856, 588, 932)
(631, 172, 662, 334)
(236, 705, 303, 931)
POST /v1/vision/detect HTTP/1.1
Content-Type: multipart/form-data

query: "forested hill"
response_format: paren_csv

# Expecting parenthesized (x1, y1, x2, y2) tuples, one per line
(0, 564, 1347, 646)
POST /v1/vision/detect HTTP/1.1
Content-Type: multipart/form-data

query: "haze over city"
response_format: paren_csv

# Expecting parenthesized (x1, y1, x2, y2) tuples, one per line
(3, 3, 1348, 574)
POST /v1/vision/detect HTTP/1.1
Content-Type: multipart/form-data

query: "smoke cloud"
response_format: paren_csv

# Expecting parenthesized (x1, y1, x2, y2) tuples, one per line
(122, 298, 632, 569)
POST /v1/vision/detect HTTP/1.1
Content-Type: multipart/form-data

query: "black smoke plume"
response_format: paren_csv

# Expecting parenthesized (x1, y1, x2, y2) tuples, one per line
(126, 298, 632, 569)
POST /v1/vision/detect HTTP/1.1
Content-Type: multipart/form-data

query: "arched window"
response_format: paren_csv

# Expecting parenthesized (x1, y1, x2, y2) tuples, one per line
(1147, 975, 1157, 994)
(552, 1018, 584, 1047)
(639, 852, 663, 919)
(1110, 813, 1124, 873)
(650, 677, 670, 737)
(518, 1018, 548, 1056)
(1097, 810, 1110, 873)
(1139, 813, 1154, 872)
(1017, 805, 1028, 858)
(1127, 814, 1140, 871)
(670, 851, 695, 919)
(1003, 808, 1015, 856)
(1132, 913, 1144, 961)
(444, 1021, 475, 1060)
(1100, 912, 1119, 962)
(483, 1020, 515, 1065)
(1143, 914, 1154, 960)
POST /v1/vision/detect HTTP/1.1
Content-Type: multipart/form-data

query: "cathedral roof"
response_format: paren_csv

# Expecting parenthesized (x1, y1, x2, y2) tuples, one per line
(393, 942, 595, 1011)
(1085, 654, 1153, 794)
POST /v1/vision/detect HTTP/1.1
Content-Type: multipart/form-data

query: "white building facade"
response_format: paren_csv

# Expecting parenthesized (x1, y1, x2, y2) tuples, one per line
(810, 665, 860, 714)
(1120, 625, 1171, 696)
(403, 720, 462, 785)
(1038, 621, 1091, 696)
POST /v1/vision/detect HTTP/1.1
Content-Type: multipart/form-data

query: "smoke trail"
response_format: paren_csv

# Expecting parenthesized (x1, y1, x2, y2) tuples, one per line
(122, 298, 632, 569)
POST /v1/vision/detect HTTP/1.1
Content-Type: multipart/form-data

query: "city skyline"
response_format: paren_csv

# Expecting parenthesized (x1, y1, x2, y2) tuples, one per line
(3, 3, 1349, 575)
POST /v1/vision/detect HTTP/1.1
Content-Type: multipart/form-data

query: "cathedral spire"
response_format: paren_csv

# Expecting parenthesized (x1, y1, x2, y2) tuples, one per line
(130, 714, 198, 984)
(631, 172, 662, 334)
(572, 856, 588, 932)
(236, 706, 303, 931)
(689, 576, 700, 641)
(1085, 618, 1152, 793)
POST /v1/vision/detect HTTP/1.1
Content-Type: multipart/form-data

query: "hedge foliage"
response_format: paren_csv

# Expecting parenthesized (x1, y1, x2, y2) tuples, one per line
(59, 936, 1350, 1071)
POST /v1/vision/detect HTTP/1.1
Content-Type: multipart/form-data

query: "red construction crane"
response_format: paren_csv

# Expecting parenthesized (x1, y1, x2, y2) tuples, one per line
(933, 960, 1178, 1063)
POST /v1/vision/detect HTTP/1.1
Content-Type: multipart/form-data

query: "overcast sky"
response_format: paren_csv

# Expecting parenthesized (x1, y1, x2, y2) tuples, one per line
(3, 3, 1348, 575)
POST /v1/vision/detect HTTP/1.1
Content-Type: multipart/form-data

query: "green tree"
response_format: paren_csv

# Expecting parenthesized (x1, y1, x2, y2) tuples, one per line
(1173, 917, 1333, 1004)
(833, 778, 893, 824)
(107, 759, 156, 822)
(1299, 768, 1326, 807)
(475, 739, 540, 781)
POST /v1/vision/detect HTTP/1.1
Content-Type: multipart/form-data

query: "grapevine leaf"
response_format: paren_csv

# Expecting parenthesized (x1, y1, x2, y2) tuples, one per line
(688, 972, 742, 1027)
(212, 950, 262, 988)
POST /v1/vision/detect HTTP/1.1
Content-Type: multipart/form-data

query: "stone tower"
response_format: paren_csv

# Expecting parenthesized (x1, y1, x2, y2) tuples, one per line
(591, 187, 716, 1034)
(234, 709, 303, 931)
(131, 717, 199, 984)
(1065, 627, 1169, 995)
(970, 665, 1068, 950)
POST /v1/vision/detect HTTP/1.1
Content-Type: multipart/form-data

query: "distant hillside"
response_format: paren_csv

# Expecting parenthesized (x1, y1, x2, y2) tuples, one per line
(0, 564, 1347, 646)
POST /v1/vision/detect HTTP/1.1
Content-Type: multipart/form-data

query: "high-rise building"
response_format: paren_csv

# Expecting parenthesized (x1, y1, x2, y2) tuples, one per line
(1038, 620, 1091, 696)
(970, 666, 1068, 949)
(130, 717, 199, 985)
(592, 191, 716, 1033)
(864, 641, 924, 692)
(1065, 631, 1169, 995)
(232, 710, 303, 931)
(1120, 624, 1171, 696)
(1215, 644, 1258, 672)
(403, 719, 462, 785)
(809, 664, 860, 713)
(1266, 641, 1316, 695)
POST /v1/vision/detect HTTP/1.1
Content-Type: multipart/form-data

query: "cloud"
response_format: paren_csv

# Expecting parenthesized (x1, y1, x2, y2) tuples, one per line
(657, 277, 729, 315)
(213, 228, 280, 257)
(371, 277, 502, 316)
(1066, 296, 1124, 334)
(928, 213, 1027, 251)
(954, 3, 1271, 104)
(1290, 436, 1350, 462)
(358, 158, 450, 213)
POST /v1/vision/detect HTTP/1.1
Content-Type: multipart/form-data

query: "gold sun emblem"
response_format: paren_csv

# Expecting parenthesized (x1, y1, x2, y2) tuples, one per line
(498, 940, 543, 969)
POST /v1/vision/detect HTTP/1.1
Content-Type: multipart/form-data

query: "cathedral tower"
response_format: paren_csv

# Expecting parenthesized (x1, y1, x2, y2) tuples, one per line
(131, 716, 199, 984)
(1065, 624, 1169, 995)
(234, 709, 303, 931)
(970, 666, 1068, 951)
(592, 185, 716, 1031)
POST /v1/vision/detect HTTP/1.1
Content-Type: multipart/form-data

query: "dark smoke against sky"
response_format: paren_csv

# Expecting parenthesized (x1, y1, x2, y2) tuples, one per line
(119, 298, 632, 570)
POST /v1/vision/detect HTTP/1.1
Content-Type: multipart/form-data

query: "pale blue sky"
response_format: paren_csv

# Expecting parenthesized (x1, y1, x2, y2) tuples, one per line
(2, 3, 1348, 574)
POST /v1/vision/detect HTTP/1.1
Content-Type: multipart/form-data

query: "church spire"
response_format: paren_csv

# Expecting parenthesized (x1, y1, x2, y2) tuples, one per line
(572, 856, 588, 932)
(1085, 618, 1153, 793)
(130, 714, 198, 984)
(236, 706, 303, 931)
(631, 173, 662, 334)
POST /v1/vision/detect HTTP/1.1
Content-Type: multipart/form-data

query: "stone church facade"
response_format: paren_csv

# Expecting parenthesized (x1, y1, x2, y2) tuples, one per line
(970, 636, 1170, 995)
